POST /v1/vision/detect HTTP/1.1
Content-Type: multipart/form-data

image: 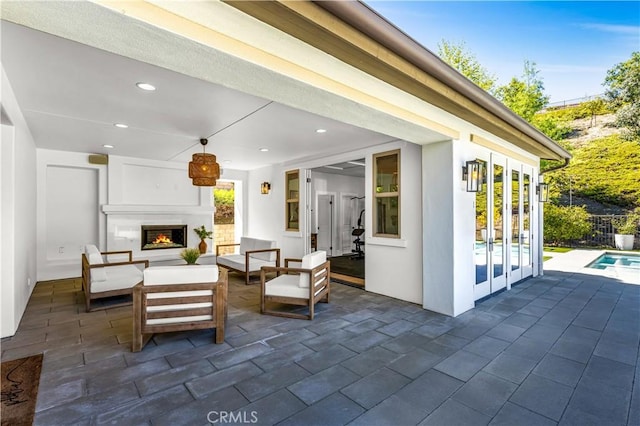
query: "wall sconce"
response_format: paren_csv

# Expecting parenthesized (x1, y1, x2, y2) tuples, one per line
(261, 182, 271, 194)
(462, 160, 482, 192)
(536, 182, 549, 202)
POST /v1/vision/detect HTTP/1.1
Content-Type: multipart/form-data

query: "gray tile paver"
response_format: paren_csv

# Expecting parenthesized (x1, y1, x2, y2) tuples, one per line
(452, 371, 518, 417)
(7, 270, 640, 426)
(510, 374, 574, 421)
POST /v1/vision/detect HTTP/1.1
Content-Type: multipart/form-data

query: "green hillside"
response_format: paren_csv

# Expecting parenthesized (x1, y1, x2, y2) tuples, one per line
(539, 104, 640, 213)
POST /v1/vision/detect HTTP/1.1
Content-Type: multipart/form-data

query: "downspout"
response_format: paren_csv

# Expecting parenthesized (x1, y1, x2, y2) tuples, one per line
(537, 158, 570, 276)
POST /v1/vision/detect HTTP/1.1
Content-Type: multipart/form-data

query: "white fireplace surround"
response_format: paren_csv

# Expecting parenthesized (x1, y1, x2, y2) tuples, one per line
(103, 204, 215, 261)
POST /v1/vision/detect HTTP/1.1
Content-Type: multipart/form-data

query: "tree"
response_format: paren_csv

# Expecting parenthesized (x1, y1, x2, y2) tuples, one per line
(437, 40, 497, 93)
(496, 60, 549, 122)
(604, 51, 640, 140)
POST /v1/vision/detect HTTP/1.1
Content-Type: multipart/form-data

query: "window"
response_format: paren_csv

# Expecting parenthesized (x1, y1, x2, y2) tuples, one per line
(285, 169, 299, 231)
(373, 150, 400, 237)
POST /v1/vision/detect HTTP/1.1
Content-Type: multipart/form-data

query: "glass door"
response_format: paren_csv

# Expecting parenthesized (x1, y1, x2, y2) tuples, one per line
(521, 167, 534, 278)
(474, 154, 507, 300)
(510, 168, 521, 283)
(491, 158, 507, 293)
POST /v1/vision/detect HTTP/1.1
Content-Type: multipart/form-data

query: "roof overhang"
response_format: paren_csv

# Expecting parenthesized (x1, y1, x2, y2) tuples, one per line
(226, 0, 571, 161)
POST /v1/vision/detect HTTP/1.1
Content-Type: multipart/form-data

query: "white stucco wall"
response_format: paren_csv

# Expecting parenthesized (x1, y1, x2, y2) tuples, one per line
(1, 65, 37, 337)
(364, 142, 423, 304)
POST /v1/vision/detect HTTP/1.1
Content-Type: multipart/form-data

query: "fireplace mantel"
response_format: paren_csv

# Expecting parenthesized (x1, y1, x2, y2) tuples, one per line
(102, 205, 215, 215)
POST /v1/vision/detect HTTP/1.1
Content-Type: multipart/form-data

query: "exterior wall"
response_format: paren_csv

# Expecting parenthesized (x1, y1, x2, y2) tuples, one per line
(423, 135, 541, 317)
(365, 142, 423, 304)
(1, 65, 37, 337)
(214, 224, 235, 249)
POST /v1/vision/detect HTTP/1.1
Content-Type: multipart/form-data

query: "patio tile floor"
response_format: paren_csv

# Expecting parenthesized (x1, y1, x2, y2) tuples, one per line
(1, 270, 639, 425)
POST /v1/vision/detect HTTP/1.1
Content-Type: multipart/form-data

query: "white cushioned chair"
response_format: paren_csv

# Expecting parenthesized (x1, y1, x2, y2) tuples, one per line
(216, 237, 280, 284)
(81, 244, 149, 312)
(260, 251, 330, 320)
(132, 265, 228, 352)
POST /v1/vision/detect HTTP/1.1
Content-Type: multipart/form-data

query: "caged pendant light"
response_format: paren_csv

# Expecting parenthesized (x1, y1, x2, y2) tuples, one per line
(189, 138, 220, 186)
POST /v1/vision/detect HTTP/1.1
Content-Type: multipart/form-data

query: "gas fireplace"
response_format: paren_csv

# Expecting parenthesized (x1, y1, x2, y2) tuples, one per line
(141, 225, 188, 250)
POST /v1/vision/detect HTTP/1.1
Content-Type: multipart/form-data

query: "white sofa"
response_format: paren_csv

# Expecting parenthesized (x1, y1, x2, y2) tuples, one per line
(81, 244, 148, 312)
(132, 265, 228, 351)
(216, 237, 280, 284)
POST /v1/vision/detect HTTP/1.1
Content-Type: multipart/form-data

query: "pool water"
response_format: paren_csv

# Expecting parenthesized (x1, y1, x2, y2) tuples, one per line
(588, 253, 640, 272)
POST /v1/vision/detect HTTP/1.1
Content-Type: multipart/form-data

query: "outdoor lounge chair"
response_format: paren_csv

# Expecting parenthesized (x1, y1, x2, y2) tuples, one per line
(81, 244, 148, 312)
(260, 250, 330, 320)
(132, 265, 228, 352)
(216, 237, 280, 284)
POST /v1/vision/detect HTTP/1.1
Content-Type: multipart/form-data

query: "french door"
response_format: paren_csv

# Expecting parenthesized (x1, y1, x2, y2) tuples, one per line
(509, 163, 534, 284)
(475, 154, 507, 300)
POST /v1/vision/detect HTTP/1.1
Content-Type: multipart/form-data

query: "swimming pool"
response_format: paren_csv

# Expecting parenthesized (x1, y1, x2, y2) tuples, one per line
(588, 253, 640, 272)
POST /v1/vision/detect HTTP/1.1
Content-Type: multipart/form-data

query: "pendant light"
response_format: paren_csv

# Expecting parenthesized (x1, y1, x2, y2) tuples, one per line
(189, 138, 220, 186)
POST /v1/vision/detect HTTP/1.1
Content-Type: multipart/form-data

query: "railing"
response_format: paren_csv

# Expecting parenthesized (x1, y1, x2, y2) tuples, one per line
(545, 93, 605, 110)
(577, 215, 640, 248)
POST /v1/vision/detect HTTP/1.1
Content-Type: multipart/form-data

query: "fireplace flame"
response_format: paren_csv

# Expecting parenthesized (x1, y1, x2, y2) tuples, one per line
(153, 233, 173, 244)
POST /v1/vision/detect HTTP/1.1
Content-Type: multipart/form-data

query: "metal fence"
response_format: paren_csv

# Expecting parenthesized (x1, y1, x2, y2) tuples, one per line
(577, 215, 640, 248)
(545, 93, 605, 110)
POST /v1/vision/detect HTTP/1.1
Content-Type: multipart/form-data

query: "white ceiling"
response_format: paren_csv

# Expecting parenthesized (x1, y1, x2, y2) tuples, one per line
(1, 21, 398, 171)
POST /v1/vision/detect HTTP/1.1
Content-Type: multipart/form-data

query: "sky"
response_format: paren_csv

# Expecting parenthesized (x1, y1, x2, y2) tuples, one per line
(366, 1, 639, 103)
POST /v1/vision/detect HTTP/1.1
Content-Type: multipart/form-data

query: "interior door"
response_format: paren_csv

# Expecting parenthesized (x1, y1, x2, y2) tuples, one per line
(341, 195, 355, 255)
(317, 194, 333, 255)
(474, 154, 507, 300)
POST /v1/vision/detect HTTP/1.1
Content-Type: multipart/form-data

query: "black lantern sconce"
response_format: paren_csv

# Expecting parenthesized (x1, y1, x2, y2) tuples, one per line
(261, 182, 271, 195)
(536, 182, 549, 202)
(462, 160, 483, 192)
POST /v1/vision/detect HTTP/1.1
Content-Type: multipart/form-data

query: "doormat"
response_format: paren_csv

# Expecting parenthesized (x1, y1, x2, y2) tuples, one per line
(1, 353, 43, 426)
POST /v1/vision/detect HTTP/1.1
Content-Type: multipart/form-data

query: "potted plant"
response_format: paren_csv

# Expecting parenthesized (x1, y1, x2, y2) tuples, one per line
(612, 210, 639, 250)
(180, 247, 201, 265)
(194, 225, 213, 254)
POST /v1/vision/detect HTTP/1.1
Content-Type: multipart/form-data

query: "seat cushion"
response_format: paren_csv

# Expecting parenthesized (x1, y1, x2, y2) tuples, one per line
(90, 264, 143, 293)
(239, 237, 277, 262)
(239, 237, 255, 255)
(249, 239, 277, 262)
(85, 244, 106, 282)
(143, 265, 219, 285)
(217, 254, 273, 272)
(299, 251, 327, 288)
(265, 275, 309, 298)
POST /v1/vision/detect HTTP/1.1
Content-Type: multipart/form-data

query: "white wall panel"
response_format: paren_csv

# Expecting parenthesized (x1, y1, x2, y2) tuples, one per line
(1, 65, 37, 337)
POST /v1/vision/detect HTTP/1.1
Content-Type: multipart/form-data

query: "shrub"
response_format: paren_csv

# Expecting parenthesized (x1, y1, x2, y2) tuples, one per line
(544, 204, 592, 246)
(214, 188, 235, 224)
(612, 209, 640, 234)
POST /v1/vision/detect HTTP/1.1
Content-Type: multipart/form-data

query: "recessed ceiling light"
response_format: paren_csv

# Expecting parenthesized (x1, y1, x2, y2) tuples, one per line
(103, 144, 114, 149)
(223, 160, 232, 164)
(324, 165, 343, 170)
(136, 82, 156, 91)
(114, 123, 128, 128)
(259, 148, 269, 152)
(347, 161, 366, 166)
(316, 129, 327, 133)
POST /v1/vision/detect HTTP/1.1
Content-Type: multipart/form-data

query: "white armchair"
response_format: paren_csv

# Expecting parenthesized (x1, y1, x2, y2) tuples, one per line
(216, 237, 280, 284)
(260, 251, 330, 320)
(81, 244, 148, 312)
